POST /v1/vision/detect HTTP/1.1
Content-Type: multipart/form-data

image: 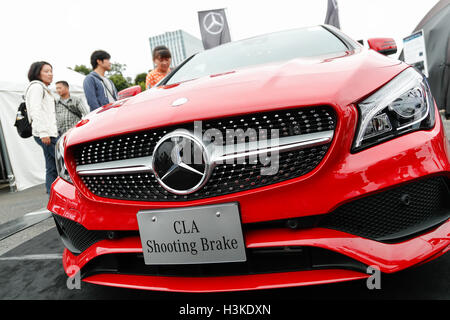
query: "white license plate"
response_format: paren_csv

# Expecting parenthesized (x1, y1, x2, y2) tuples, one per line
(137, 203, 246, 265)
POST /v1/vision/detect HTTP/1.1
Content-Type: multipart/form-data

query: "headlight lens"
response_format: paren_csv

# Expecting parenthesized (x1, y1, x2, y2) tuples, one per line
(55, 133, 72, 183)
(353, 67, 435, 152)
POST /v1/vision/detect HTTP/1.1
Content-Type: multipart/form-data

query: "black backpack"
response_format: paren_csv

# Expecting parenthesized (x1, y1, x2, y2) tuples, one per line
(14, 82, 45, 138)
(14, 102, 32, 138)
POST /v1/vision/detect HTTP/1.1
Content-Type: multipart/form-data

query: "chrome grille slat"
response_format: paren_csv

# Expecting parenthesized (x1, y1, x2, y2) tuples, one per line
(77, 156, 153, 176)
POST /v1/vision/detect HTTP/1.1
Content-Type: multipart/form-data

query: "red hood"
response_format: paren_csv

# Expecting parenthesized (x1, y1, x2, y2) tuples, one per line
(67, 49, 406, 147)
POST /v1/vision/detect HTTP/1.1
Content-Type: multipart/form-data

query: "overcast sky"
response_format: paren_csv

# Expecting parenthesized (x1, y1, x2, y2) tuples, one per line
(0, 0, 439, 81)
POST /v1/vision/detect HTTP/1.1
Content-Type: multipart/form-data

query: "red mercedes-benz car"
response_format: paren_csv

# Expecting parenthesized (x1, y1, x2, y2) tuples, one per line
(49, 25, 450, 292)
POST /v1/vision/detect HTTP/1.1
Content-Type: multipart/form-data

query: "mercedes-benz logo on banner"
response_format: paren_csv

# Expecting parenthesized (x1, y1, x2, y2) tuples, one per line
(203, 12, 225, 35)
(152, 130, 211, 195)
(198, 9, 231, 49)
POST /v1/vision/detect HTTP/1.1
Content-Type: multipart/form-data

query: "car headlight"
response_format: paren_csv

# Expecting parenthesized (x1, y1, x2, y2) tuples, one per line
(352, 67, 435, 152)
(55, 133, 72, 183)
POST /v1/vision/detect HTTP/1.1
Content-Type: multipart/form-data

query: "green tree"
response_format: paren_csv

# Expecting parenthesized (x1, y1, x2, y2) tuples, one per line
(72, 64, 91, 76)
(106, 62, 132, 92)
(134, 72, 147, 91)
(109, 73, 132, 92)
(107, 62, 127, 76)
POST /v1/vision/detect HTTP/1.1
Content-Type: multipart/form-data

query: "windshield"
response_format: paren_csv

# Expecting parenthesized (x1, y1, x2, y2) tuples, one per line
(165, 26, 350, 85)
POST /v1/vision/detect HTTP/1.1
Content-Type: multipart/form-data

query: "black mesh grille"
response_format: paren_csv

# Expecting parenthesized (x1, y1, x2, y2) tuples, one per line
(73, 106, 336, 201)
(72, 106, 335, 166)
(52, 214, 137, 254)
(79, 145, 330, 201)
(53, 214, 105, 253)
(320, 176, 450, 241)
(81, 247, 368, 279)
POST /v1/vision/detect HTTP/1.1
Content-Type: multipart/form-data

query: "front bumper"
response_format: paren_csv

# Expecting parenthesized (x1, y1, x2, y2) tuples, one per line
(48, 106, 450, 292)
(60, 222, 450, 292)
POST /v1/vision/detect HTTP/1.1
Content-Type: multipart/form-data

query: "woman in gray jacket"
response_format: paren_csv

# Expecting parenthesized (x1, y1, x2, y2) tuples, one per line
(25, 61, 58, 194)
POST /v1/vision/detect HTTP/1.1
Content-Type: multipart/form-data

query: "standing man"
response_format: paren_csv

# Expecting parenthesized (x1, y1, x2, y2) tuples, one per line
(83, 50, 118, 111)
(55, 81, 88, 136)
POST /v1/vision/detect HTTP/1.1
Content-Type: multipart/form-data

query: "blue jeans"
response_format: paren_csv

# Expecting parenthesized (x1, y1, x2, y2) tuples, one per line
(34, 136, 58, 194)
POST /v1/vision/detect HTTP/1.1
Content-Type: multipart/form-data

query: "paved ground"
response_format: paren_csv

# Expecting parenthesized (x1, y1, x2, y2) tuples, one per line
(0, 112, 449, 301)
(0, 183, 48, 225)
(0, 184, 53, 256)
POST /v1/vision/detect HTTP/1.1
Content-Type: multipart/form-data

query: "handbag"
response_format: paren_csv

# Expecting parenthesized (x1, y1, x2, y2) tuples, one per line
(14, 82, 46, 138)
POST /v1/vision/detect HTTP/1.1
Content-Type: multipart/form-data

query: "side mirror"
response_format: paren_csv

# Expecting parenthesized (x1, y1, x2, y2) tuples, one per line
(117, 85, 142, 100)
(367, 38, 397, 56)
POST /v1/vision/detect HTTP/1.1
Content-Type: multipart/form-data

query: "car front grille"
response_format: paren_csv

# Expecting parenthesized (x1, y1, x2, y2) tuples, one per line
(73, 105, 335, 166)
(79, 145, 330, 201)
(72, 105, 336, 201)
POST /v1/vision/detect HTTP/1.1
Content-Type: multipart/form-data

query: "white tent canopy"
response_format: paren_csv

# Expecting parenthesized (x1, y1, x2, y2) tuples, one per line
(0, 65, 87, 191)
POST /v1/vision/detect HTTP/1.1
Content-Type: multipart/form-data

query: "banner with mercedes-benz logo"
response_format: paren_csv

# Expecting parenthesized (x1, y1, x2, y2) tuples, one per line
(198, 8, 231, 49)
(324, 0, 340, 29)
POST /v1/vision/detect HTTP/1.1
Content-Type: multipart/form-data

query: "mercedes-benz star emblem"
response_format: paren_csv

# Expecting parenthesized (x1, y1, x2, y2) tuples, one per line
(202, 12, 225, 35)
(152, 130, 211, 195)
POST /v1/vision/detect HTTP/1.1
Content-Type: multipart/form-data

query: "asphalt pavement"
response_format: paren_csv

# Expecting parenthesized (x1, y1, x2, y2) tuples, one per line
(0, 184, 53, 256)
(0, 112, 449, 300)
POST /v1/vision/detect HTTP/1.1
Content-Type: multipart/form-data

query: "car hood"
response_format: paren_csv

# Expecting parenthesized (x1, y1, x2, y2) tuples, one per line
(68, 49, 406, 146)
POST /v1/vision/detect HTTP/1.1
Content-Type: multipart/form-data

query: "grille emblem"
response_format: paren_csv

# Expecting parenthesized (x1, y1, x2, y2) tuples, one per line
(152, 130, 211, 195)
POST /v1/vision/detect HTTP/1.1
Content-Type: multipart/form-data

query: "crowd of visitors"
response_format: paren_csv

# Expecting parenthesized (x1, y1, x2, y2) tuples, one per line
(23, 46, 172, 194)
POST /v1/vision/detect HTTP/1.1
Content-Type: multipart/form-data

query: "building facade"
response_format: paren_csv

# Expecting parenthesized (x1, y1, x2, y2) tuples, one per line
(149, 30, 204, 68)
